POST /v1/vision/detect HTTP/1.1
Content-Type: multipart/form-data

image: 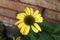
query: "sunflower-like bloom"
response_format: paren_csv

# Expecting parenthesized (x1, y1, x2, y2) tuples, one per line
(15, 7, 43, 35)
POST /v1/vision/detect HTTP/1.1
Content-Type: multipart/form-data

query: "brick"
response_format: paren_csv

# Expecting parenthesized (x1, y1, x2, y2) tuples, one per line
(9, 0, 19, 2)
(43, 9, 60, 23)
(0, 15, 16, 24)
(0, 0, 43, 24)
(20, 0, 60, 12)
(0, 7, 17, 19)
(0, 0, 42, 12)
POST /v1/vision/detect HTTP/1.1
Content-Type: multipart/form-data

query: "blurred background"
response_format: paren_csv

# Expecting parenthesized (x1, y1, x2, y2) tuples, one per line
(0, 0, 60, 40)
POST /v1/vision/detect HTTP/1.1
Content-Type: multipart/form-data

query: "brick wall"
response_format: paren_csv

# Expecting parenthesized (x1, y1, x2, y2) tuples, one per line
(0, 0, 60, 24)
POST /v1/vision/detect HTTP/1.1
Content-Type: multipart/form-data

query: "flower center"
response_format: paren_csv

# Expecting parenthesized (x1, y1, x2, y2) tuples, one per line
(24, 15, 35, 25)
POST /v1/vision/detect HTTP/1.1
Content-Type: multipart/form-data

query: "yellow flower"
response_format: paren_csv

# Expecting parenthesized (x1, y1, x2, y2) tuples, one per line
(15, 7, 43, 35)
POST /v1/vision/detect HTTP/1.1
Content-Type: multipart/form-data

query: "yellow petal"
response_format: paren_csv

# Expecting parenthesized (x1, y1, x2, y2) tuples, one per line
(30, 8, 34, 15)
(13, 37, 15, 40)
(15, 20, 23, 25)
(35, 17, 43, 23)
(33, 10, 39, 16)
(20, 23, 26, 35)
(33, 14, 41, 18)
(16, 13, 25, 20)
(23, 26, 30, 35)
(16, 36, 20, 40)
(25, 7, 30, 15)
(20, 26, 26, 35)
(18, 22, 24, 29)
(31, 25, 39, 33)
(34, 23, 41, 31)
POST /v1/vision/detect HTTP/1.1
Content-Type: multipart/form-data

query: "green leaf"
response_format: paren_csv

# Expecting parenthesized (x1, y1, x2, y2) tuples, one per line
(21, 35, 30, 40)
(38, 32, 54, 40)
(39, 21, 58, 34)
(29, 33, 37, 40)
(0, 22, 4, 33)
(38, 21, 60, 40)
(52, 35, 60, 40)
(0, 22, 5, 40)
(53, 24, 60, 34)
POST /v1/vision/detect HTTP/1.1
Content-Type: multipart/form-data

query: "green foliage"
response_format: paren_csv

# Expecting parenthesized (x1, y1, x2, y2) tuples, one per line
(38, 21, 60, 40)
(0, 22, 5, 40)
(0, 21, 60, 40)
(21, 21, 60, 40)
